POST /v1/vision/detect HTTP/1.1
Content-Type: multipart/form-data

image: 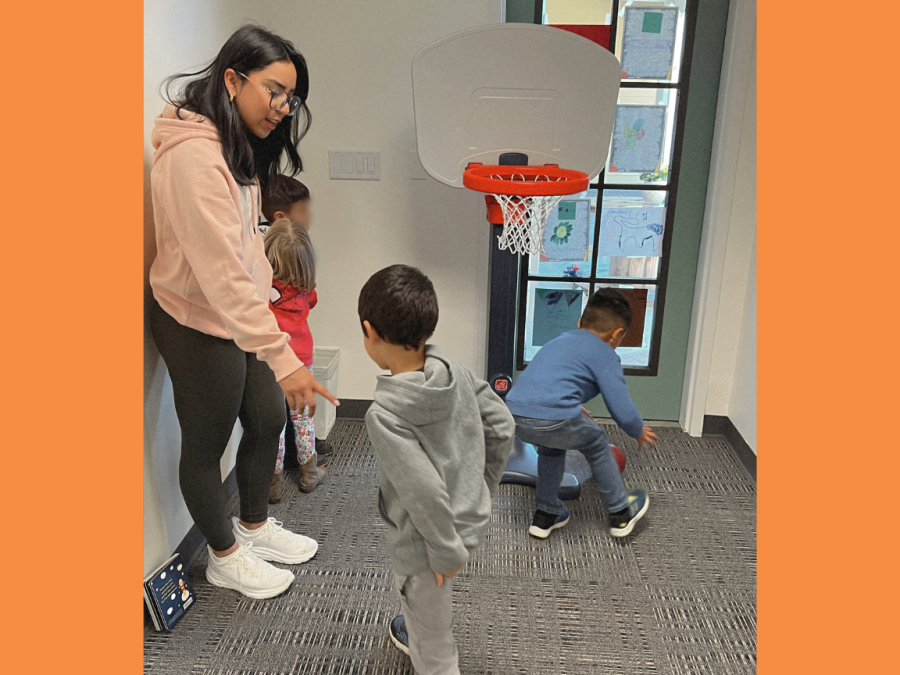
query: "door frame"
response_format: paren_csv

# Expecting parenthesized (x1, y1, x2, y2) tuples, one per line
(679, 0, 756, 435)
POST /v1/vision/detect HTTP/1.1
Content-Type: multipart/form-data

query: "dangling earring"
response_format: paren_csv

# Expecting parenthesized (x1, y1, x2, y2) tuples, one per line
(229, 92, 234, 103)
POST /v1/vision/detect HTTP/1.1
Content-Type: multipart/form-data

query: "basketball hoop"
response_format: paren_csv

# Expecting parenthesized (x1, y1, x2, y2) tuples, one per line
(463, 164, 590, 255)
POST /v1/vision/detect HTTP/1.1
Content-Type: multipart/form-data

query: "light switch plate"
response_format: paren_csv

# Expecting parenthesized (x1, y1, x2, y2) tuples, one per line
(329, 150, 380, 180)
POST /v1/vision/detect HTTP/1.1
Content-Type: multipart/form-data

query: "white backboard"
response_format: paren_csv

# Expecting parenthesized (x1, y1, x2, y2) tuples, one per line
(412, 24, 621, 188)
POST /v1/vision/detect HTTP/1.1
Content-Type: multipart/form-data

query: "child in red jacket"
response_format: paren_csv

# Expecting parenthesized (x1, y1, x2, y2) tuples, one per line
(263, 177, 335, 467)
(264, 218, 328, 501)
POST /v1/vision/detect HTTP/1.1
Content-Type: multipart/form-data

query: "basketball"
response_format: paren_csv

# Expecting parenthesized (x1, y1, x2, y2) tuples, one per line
(611, 445, 626, 473)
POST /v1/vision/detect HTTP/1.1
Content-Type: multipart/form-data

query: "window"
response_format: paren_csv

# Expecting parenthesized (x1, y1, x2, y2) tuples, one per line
(517, 0, 695, 375)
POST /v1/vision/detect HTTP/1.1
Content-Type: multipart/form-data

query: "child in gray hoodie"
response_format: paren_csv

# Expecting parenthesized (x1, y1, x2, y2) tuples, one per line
(358, 264, 514, 675)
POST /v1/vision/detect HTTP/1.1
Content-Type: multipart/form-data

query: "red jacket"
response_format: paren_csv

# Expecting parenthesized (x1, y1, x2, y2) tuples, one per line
(269, 279, 317, 366)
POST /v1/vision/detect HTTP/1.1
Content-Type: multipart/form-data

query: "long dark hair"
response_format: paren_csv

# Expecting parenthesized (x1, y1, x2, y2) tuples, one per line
(162, 25, 311, 187)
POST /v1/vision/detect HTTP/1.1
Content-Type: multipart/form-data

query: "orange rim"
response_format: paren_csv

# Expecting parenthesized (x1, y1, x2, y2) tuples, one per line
(463, 164, 590, 197)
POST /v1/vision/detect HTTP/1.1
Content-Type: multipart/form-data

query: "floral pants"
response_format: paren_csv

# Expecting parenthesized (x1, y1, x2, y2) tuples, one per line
(275, 366, 316, 473)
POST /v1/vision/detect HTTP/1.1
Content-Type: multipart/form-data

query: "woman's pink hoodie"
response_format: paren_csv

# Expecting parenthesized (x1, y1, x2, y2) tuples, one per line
(149, 104, 301, 381)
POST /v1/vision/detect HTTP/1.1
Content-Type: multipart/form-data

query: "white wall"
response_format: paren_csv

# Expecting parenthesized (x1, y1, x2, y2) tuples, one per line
(144, 0, 502, 574)
(705, 35, 756, 423)
(729, 236, 756, 450)
(254, 0, 502, 398)
(680, 0, 756, 453)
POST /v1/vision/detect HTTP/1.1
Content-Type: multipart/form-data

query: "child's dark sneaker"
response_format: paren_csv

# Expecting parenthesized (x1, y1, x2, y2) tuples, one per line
(609, 490, 649, 537)
(528, 508, 570, 539)
(315, 438, 333, 466)
(389, 615, 410, 654)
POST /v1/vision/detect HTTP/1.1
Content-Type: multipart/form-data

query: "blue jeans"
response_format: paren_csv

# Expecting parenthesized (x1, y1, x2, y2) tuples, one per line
(513, 414, 629, 515)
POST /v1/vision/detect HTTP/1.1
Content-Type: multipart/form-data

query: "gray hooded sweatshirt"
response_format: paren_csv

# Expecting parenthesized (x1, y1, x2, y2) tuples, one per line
(365, 345, 515, 577)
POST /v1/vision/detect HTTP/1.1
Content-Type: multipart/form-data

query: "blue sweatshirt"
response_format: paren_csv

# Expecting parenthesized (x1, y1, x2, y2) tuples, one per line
(505, 329, 645, 438)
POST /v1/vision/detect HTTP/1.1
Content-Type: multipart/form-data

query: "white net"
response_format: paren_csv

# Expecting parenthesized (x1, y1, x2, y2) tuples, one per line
(493, 193, 563, 256)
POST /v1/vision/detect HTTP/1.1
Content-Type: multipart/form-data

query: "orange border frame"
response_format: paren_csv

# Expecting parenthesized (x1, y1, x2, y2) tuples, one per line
(3, 1, 895, 672)
(759, 1, 896, 673)
(2, 1, 143, 672)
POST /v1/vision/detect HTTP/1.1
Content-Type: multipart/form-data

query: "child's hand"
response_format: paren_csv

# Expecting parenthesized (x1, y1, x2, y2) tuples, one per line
(434, 566, 464, 587)
(637, 427, 658, 452)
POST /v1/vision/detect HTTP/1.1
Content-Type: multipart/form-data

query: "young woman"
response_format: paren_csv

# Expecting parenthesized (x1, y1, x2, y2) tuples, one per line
(149, 25, 338, 600)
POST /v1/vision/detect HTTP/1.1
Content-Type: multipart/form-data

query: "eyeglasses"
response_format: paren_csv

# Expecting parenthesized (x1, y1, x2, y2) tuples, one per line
(237, 72, 303, 116)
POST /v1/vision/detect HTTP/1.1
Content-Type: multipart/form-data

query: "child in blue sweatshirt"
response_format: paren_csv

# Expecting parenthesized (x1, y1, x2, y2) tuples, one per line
(505, 288, 658, 539)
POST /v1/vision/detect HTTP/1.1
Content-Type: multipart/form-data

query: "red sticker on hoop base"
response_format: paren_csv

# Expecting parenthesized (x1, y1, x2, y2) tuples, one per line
(609, 165, 618, 172)
(490, 374, 513, 396)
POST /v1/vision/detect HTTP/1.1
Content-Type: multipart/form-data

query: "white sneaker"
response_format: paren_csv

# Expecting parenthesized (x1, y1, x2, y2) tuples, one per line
(205, 543, 294, 599)
(232, 517, 319, 564)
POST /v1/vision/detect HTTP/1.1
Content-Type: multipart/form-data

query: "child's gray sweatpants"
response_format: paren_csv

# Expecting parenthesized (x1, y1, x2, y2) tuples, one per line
(393, 571, 459, 675)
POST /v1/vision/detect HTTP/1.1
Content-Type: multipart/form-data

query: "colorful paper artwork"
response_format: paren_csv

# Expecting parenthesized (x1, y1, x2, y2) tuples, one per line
(621, 7, 679, 80)
(609, 106, 666, 174)
(598, 206, 666, 257)
(532, 288, 584, 347)
(542, 199, 592, 262)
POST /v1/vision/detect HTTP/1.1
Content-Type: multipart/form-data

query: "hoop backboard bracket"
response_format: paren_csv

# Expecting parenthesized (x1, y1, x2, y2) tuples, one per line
(412, 23, 621, 189)
(498, 152, 529, 166)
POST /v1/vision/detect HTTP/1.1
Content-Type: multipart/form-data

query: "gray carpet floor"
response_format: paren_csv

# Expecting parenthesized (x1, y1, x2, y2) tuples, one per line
(144, 420, 756, 674)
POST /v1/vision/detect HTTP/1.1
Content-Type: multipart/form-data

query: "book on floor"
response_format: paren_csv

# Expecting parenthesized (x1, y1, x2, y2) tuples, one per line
(143, 553, 195, 631)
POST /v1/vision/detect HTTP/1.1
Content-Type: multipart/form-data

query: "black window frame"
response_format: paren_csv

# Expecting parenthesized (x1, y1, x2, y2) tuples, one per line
(516, 0, 699, 376)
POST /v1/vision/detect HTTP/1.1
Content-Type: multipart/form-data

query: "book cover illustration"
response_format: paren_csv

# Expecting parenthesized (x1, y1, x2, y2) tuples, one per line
(144, 554, 195, 631)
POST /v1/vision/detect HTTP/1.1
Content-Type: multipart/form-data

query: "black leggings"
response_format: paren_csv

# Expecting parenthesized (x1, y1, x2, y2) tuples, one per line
(150, 301, 285, 551)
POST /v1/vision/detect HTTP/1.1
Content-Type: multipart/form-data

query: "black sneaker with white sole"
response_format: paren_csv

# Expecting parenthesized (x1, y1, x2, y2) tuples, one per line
(608, 490, 649, 537)
(389, 615, 410, 654)
(528, 508, 571, 539)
